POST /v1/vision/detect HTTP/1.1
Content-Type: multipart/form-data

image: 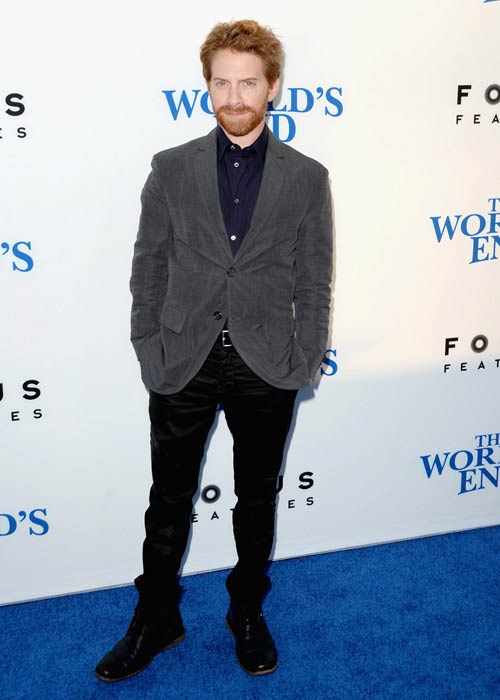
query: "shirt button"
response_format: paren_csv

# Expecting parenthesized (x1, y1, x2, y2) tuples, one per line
(213, 311, 222, 320)
(234, 198, 240, 204)
(230, 144, 236, 150)
(230, 235, 237, 241)
(227, 267, 236, 277)
(234, 162, 239, 168)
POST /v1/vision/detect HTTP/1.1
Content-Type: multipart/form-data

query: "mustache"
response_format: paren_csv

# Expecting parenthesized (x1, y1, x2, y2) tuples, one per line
(217, 105, 256, 115)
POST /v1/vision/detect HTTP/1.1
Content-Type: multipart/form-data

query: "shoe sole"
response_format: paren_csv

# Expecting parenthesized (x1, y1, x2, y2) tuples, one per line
(225, 618, 278, 676)
(94, 631, 186, 683)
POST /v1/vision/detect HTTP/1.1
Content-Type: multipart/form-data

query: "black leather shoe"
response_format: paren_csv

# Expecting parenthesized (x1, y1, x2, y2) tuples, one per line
(95, 606, 185, 682)
(226, 601, 278, 675)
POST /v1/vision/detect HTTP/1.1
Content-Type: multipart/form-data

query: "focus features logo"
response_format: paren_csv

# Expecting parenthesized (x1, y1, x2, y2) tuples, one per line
(455, 83, 500, 125)
(430, 197, 500, 264)
(161, 86, 344, 143)
(191, 472, 315, 524)
(0, 93, 27, 141)
(0, 508, 49, 536)
(443, 334, 499, 373)
(420, 433, 500, 495)
(0, 380, 43, 422)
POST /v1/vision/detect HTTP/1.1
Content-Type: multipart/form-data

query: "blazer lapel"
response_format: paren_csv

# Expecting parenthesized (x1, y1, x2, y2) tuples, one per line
(193, 128, 233, 260)
(192, 126, 287, 263)
(234, 128, 287, 261)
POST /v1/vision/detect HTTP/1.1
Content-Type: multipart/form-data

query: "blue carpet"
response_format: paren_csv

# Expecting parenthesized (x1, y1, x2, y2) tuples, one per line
(1, 526, 499, 700)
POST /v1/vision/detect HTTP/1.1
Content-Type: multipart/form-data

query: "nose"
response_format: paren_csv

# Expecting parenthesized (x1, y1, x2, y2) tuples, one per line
(227, 83, 243, 106)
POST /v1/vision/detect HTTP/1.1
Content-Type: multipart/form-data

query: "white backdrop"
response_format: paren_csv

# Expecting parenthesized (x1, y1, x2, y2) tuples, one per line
(1, 0, 499, 605)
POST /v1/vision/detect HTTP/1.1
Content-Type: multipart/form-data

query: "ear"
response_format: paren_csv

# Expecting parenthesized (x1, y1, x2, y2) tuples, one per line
(267, 78, 280, 102)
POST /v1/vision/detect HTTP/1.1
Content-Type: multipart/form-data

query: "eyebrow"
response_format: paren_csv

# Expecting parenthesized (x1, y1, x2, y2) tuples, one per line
(212, 76, 259, 81)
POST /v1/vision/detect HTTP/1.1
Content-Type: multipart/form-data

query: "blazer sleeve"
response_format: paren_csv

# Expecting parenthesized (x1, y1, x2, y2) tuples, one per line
(129, 155, 172, 359)
(294, 166, 333, 381)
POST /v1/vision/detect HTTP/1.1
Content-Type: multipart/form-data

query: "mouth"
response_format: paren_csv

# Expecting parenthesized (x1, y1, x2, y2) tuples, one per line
(221, 108, 252, 116)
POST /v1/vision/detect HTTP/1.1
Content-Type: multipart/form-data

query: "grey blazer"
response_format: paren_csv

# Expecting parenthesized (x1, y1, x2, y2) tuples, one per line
(130, 127, 333, 394)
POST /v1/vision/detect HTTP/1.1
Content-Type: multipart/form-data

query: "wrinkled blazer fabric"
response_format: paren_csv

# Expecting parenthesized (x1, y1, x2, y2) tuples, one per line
(130, 127, 333, 394)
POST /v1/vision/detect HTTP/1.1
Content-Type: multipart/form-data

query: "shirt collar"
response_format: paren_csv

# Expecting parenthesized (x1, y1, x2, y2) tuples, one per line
(216, 125, 268, 164)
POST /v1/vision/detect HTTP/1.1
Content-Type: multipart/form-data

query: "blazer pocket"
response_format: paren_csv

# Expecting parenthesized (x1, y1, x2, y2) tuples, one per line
(265, 319, 295, 343)
(160, 304, 186, 334)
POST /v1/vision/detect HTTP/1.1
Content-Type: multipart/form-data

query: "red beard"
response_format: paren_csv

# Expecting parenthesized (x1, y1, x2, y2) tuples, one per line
(215, 99, 268, 137)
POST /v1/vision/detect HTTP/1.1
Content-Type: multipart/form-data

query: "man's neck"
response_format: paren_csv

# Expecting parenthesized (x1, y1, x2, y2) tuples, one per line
(219, 120, 266, 148)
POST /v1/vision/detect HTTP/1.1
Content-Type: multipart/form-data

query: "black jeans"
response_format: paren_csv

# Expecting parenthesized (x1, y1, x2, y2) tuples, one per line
(135, 338, 297, 613)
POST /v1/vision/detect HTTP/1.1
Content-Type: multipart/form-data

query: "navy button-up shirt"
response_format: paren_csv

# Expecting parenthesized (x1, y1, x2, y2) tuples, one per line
(216, 126, 267, 256)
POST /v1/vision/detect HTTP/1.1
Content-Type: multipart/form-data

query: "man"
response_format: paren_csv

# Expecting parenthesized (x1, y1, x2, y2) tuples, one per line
(95, 19, 333, 681)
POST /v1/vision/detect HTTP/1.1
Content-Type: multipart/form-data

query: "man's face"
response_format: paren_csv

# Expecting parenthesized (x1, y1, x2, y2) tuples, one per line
(208, 49, 279, 140)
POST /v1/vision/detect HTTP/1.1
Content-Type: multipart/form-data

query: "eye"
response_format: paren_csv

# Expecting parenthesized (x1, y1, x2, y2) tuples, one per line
(214, 80, 227, 88)
(245, 80, 256, 87)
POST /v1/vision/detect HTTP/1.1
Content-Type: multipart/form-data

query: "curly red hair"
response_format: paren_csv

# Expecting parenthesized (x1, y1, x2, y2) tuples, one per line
(200, 19, 283, 86)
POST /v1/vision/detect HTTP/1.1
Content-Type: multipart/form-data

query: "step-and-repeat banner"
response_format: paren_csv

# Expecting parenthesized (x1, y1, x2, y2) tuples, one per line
(2, 0, 499, 604)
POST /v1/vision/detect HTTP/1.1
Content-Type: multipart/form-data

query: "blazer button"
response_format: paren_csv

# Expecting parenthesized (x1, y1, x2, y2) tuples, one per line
(213, 311, 222, 320)
(227, 267, 236, 277)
